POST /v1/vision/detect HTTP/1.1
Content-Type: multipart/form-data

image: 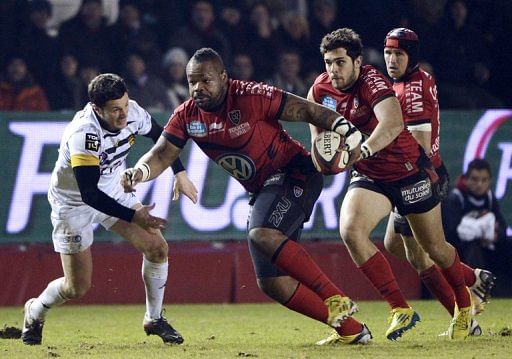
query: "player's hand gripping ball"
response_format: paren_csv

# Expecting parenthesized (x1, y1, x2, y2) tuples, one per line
(311, 130, 350, 175)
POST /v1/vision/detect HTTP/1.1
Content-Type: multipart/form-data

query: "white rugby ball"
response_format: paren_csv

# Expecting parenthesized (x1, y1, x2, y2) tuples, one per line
(311, 130, 349, 175)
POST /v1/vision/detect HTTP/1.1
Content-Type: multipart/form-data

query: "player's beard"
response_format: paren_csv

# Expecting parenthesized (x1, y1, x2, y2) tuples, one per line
(334, 69, 357, 91)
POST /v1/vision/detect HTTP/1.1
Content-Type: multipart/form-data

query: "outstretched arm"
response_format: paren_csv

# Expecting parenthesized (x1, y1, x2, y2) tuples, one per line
(121, 136, 181, 192)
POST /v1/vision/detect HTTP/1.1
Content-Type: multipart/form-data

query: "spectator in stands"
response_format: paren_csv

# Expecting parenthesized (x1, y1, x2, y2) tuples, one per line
(18, 0, 60, 94)
(77, 64, 100, 104)
(0, 0, 21, 70)
(430, 0, 503, 108)
(267, 48, 307, 97)
(231, 53, 255, 82)
(0, 56, 50, 111)
(239, 2, 282, 81)
(162, 47, 190, 111)
(124, 53, 169, 112)
(308, 0, 339, 72)
(168, 1, 231, 67)
(47, 54, 84, 111)
(217, 1, 245, 48)
(59, 0, 115, 72)
(443, 159, 507, 270)
(112, 1, 161, 74)
(276, 11, 316, 75)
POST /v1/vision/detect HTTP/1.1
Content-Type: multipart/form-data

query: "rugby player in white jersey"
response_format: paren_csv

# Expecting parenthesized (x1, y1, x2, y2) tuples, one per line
(21, 73, 198, 345)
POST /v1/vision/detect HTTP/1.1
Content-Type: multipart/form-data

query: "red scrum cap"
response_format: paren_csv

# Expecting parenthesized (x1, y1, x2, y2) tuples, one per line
(384, 28, 419, 70)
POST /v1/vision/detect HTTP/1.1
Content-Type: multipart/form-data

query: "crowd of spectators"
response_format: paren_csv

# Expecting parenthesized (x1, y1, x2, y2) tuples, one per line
(1, 0, 510, 112)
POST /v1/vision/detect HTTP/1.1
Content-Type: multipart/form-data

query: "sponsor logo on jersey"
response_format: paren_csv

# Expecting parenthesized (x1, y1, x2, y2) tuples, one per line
(400, 179, 432, 205)
(228, 122, 250, 138)
(293, 186, 303, 197)
(216, 153, 255, 181)
(353, 96, 359, 108)
(128, 134, 136, 146)
(228, 110, 241, 125)
(322, 96, 337, 110)
(85, 133, 100, 151)
(186, 121, 208, 137)
(209, 122, 224, 133)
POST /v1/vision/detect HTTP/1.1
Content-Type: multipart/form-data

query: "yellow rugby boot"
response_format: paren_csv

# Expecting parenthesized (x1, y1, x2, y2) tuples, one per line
(324, 294, 358, 328)
(316, 324, 372, 346)
(385, 307, 420, 340)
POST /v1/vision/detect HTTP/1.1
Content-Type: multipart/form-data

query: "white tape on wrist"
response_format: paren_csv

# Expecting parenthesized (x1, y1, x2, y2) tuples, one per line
(360, 143, 374, 160)
(136, 163, 151, 182)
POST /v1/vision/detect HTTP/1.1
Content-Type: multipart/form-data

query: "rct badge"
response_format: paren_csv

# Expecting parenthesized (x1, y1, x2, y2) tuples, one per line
(293, 186, 303, 197)
(85, 133, 100, 151)
(228, 110, 241, 125)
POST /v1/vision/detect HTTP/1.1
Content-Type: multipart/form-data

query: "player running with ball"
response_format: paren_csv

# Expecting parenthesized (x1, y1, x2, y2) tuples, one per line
(309, 28, 472, 342)
(122, 47, 373, 345)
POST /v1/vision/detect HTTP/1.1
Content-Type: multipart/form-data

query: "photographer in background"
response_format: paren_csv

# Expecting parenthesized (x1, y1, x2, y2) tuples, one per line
(443, 159, 507, 271)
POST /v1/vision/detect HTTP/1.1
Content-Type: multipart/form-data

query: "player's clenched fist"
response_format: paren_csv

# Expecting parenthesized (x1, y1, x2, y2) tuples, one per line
(121, 167, 143, 192)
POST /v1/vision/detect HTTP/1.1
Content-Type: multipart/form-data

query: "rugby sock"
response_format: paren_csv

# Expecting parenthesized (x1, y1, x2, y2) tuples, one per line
(284, 283, 363, 336)
(30, 277, 68, 320)
(461, 263, 477, 286)
(358, 252, 409, 309)
(441, 252, 471, 308)
(142, 257, 168, 320)
(420, 265, 455, 316)
(272, 240, 345, 300)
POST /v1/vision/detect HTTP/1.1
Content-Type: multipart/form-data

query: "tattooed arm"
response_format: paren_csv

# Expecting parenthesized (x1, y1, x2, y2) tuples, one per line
(280, 92, 339, 129)
(281, 92, 363, 154)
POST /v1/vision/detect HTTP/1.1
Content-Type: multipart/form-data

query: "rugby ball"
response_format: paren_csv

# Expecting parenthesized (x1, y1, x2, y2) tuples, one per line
(311, 130, 349, 175)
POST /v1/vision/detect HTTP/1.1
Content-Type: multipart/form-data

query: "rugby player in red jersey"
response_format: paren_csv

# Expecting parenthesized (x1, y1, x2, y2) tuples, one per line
(121, 48, 372, 345)
(382, 28, 495, 335)
(309, 28, 472, 341)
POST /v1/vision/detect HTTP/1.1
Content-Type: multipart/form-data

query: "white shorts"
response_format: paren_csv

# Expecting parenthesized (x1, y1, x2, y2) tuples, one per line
(50, 192, 139, 254)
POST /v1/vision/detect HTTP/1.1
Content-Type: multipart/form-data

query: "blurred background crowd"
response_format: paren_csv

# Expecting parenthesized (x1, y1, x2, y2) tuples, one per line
(1, 0, 511, 112)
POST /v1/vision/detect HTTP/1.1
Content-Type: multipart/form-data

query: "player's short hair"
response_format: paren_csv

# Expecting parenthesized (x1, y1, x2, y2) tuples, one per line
(88, 73, 127, 108)
(190, 48, 224, 69)
(320, 28, 363, 61)
(466, 158, 492, 177)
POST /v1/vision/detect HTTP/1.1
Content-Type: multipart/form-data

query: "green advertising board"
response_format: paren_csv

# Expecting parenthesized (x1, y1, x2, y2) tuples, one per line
(1, 110, 511, 243)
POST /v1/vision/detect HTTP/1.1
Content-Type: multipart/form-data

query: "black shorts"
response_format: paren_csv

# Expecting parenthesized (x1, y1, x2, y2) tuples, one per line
(392, 162, 449, 236)
(247, 161, 323, 278)
(348, 167, 441, 217)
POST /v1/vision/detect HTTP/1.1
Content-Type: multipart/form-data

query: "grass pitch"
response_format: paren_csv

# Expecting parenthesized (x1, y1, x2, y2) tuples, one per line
(1, 299, 511, 358)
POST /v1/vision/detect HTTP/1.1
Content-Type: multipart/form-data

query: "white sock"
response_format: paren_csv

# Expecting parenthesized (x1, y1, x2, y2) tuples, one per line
(30, 277, 68, 320)
(142, 257, 168, 320)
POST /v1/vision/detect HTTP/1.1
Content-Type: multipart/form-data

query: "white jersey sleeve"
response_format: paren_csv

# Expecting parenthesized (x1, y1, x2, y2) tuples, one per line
(129, 100, 153, 136)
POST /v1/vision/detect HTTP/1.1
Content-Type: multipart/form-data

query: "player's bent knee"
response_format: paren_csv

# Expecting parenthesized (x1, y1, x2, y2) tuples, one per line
(339, 224, 361, 247)
(142, 239, 168, 263)
(248, 227, 277, 248)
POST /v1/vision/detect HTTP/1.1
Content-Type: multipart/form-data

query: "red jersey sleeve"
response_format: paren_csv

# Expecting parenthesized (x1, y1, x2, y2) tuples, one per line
(360, 66, 395, 108)
(163, 102, 189, 148)
(402, 71, 437, 126)
(233, 80, 285, 125)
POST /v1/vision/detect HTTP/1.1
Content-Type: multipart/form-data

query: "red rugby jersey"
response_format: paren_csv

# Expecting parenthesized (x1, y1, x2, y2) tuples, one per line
(311, 65, 421, 181)
(163, 79, 308, 193)
(393, 68, 442, 168)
